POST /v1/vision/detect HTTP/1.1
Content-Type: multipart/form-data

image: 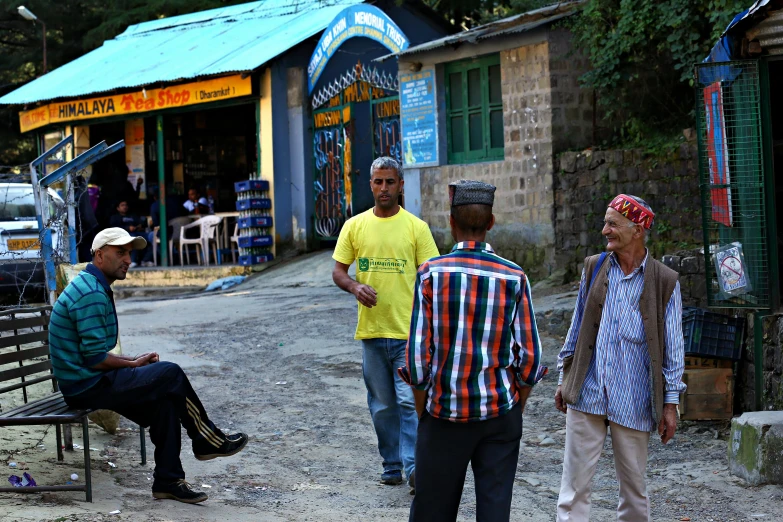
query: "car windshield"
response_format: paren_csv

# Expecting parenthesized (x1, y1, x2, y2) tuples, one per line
(0, 187, 36, 221)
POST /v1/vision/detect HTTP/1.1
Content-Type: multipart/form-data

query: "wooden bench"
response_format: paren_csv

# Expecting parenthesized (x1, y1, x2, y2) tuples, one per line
(0, 305, 146, 502)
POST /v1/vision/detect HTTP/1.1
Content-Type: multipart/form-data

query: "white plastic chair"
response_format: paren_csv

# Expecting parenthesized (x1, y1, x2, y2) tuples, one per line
(152, 216, 192, 266)
(179, 215, 221, 266)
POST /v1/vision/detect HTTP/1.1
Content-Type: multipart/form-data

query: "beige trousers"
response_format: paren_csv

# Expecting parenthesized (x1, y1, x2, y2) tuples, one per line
(556, 409, 651, 522)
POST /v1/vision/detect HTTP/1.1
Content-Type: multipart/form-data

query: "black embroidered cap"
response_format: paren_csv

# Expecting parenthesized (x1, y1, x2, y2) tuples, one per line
(448, 180, 496, 207)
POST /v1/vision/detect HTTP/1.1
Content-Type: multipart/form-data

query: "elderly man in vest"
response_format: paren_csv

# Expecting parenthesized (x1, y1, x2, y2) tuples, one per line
(554, 194, 686, 521)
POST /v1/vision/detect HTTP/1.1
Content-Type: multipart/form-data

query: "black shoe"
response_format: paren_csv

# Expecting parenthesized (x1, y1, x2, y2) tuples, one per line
(408, 471, 415, 495)
(152, 479, 208, 504)
(380, 470, 403, 485)
(194, 432, 248, 461)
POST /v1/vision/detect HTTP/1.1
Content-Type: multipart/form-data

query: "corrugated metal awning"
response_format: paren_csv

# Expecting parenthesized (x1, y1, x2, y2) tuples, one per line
(750, 8, 783, 55)
(0, 0, 363, 106)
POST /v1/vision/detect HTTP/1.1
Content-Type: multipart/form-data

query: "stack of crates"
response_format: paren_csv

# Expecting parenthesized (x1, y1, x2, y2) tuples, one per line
(679, 307, 745, 421)
(234, 179, 274, 266)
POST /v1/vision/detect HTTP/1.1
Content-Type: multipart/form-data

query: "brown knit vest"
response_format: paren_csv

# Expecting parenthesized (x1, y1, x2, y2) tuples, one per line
(561, 253, 679, 425)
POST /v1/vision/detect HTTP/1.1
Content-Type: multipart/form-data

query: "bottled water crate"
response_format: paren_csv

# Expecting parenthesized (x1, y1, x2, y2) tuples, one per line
(236, 198, 272, 211)
(237, 235, 274, 248)
(238, 216, 273, 229)
(234, 180, 270, 192)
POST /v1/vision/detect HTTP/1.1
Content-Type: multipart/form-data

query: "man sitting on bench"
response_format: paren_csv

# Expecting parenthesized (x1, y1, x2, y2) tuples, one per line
(48, 227, 248, 504)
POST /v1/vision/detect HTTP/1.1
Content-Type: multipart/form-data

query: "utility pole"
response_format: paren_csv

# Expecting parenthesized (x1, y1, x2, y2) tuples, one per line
(17, 6, 47, 74)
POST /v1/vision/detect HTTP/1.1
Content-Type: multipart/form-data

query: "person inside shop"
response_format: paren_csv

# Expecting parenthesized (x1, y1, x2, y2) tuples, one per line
(109, 200, 154, 268)
(183, 188, 209, 215)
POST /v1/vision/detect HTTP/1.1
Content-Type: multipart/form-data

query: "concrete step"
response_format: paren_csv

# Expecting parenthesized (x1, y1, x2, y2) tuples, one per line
(729, 411, 783, 485)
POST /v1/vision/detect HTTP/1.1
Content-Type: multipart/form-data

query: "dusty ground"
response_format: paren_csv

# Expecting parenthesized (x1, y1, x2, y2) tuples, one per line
(1, 251, 782, 521)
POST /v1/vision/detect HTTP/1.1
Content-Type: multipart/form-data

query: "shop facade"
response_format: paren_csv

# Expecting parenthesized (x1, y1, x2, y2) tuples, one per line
(2, 0, 449, 264)
(387, 2, 591, 279)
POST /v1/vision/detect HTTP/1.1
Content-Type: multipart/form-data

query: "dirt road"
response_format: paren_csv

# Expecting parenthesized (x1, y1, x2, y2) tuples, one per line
(1, 251, 782, 521)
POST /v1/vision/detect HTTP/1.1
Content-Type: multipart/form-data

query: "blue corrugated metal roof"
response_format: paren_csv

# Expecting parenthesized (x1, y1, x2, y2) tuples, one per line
(0, 0, 363, 105)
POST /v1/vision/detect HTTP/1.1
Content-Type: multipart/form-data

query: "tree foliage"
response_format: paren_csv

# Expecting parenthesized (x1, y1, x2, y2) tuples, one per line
(0, 0, 755, 164)
(420, 0, 550, 27)
(566, 0, 749, 144)
(0, 0, 247, 166)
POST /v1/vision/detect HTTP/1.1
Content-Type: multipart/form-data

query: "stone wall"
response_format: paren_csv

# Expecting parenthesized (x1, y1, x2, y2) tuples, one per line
(741, 314, 783, 413)
(554, 144, 702, 278)
(549, 29, 593, 153)
(661, 249, 708, 309)
(420, 30, 591, 280)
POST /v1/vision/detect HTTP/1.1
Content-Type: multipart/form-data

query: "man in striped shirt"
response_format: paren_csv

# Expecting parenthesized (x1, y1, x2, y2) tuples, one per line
(555, 194, 686, 521)
(399, 180, 546, 522)
(49, 228, 248, 504)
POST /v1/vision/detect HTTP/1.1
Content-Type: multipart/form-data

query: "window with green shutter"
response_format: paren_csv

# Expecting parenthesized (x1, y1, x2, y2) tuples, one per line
(445, 54, 504, 164)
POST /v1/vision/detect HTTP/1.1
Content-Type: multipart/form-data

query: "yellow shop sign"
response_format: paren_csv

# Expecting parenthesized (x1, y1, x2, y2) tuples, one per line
(19, 75, 252, 133)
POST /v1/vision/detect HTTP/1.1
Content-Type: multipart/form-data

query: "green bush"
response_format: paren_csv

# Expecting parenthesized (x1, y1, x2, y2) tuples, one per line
(567, 0, 748, 144)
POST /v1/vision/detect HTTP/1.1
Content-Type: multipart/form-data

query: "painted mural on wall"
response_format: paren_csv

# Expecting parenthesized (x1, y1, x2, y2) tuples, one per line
(312, 61, 402, 239)
(314, 104, 351, 239)
(372, 97, 401, 161)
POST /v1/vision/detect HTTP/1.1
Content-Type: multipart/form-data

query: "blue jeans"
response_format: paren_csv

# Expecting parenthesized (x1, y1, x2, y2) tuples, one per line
(361, 338, 418, 479)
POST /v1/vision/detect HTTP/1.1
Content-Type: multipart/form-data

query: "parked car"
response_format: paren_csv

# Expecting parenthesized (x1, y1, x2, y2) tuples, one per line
(0, 183, 64, 300)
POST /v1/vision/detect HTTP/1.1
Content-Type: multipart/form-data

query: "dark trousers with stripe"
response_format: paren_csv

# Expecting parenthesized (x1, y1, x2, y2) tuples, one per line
(65, 361, 225, 484)
(410, 401, 522, 522)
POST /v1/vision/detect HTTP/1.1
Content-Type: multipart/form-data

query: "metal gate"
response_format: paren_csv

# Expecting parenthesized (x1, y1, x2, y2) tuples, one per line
(694, 60, 778, 308)
(371, 96, 401, 163)
(313, 103, 352, 239)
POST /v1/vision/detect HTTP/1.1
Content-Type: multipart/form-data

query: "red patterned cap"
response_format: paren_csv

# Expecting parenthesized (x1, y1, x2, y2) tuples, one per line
(608, 194, 655, 229)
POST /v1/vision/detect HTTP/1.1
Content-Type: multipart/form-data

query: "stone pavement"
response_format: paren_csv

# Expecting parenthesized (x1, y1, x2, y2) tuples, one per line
(0, 251, 781, 521)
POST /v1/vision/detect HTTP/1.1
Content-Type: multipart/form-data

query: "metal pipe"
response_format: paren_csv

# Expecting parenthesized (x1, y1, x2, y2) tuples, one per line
(83, 417, 92, 502)
(753, 312, 767, 411)
(0, 485, 86, 493)
(41, 20, 46, 74)
(65, 173, 77, 263)
(157, 115, 168, 266)
(140, 428, 147, 465)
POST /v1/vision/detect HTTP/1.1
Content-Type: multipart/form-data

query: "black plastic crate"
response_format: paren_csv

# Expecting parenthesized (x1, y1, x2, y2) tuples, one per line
(682, 307, 744, 360)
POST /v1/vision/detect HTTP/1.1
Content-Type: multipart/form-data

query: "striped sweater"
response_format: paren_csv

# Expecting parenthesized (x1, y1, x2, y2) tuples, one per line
(49, 264, 117, 396)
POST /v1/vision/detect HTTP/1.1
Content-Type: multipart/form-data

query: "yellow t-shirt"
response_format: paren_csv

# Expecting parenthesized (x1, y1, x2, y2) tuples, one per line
(333, 207, 441, 340)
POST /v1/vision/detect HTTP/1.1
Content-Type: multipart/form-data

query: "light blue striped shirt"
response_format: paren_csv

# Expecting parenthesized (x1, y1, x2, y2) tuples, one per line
(557, 252, 686, 432)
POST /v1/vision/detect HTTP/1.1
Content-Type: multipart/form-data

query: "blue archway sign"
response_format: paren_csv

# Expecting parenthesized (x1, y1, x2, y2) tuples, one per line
(307, 5, 409, 94)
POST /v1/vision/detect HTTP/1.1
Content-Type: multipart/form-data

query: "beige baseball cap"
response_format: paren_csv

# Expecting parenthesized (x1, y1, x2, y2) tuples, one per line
(91, 227, 147, 254)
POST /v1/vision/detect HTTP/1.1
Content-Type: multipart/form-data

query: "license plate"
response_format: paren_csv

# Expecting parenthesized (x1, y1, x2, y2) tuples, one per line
(7, 238, 40, 251)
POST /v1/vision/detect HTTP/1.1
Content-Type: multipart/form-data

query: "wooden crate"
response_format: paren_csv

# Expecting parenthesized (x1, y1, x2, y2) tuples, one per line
(684, 356, 733, 369)
(679, 368, 733, 420)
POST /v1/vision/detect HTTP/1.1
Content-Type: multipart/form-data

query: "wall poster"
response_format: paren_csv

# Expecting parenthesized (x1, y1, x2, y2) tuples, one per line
(704, 81, 732, 227)
(399, 67, 438, 168)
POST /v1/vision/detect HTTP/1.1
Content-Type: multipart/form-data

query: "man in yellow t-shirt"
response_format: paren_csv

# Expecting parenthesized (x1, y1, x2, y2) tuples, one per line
(332, 156, 440, 494)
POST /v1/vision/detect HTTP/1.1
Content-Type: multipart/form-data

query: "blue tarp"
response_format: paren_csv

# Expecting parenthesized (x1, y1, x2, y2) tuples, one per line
(700, 9, 748, 85)
(701, 0, 774, 84)
(205, 275, 247, 292)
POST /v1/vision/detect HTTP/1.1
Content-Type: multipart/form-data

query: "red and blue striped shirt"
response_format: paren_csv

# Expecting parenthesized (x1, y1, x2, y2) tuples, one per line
(398, 242, 546, 422)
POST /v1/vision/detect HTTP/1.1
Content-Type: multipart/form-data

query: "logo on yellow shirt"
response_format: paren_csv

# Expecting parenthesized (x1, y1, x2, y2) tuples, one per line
(358, 257, 407, 274)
